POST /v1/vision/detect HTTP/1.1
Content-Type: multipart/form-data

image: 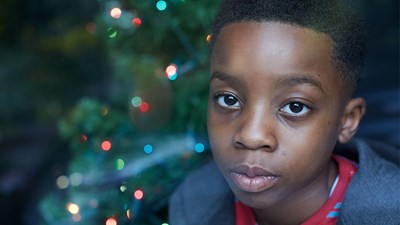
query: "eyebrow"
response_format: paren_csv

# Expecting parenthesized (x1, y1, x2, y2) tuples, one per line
(211, 71, 324, 93)
(210, 71, 242, 86)
(276, 75, 325, 93)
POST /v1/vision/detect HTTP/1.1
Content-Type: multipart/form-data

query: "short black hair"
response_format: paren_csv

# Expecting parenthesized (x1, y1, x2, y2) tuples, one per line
(210, 0, 367, 96)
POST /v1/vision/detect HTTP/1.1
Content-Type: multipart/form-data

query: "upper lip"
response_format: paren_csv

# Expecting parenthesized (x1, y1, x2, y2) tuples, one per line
(232, 164, 278, 178)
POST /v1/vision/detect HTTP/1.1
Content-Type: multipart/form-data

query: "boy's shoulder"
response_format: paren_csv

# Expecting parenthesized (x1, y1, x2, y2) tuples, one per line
(169, 139, 399, 225)
(337, 139, 400, 225)
(169, 161, 234, 225)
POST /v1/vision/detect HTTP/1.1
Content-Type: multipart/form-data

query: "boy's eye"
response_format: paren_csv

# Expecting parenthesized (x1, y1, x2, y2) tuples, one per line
(280, 102, 310, 116)
(215, 94, 241, 108)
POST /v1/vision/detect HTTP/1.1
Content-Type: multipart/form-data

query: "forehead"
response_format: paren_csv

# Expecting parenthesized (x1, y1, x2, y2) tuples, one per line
(212, 21, 333, 70)
(210, 22, 340, 96)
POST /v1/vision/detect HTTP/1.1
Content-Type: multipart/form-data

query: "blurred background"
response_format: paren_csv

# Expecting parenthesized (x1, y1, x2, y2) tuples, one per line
(0, 0, 398, 225)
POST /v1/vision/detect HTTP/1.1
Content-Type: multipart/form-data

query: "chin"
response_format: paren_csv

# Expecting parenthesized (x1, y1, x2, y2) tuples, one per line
(231, 185, 281, 209)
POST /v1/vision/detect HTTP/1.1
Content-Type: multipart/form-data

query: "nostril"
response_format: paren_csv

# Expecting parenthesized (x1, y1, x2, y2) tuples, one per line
(234, 140, 246, 149)
(234, 139, 272, 151)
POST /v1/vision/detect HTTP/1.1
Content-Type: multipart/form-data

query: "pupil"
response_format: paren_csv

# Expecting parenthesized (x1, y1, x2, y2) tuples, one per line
(289, 102, 303, 113)
(224, 95, 237, 106)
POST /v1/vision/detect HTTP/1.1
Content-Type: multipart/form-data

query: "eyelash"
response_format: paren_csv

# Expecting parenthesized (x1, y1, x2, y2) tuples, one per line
(279, 100, 312, 118)
(213, 92, 242, 109)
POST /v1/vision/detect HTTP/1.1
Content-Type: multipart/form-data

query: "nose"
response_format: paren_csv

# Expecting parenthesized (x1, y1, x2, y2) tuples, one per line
(233, 107, 278, 152)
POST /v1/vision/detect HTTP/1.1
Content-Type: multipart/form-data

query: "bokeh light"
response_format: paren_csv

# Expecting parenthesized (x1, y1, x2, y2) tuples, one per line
(101, 106, 109, 116)
(131, 96, 142, 107)
(139, 102, 150, 112)
(195, 143, 205, 153)
(102, 140, 112, 151)
(72, 214, 81, 222)
(120, 184, 127, 192)
(116, 158, 125, 170)
(81, 134, 88, 142)
(70, 172, 83, 186)
(89, 199, 99, 208)
(143, 144, 153, 154)
(67, 203, 80, 214)
(165, 64, 177, 75)
(156, 1, 167, 11)
(107, 27, 118, 38)
(165, 64, 178, 80)
(110, 8, 122, 19)
(126, 209, 132, 219)
(206, 34, 212, 43)
(106, 217, 117, 225)
(56, 175, 69, 189)
(134, 189, 144, 200)
(132, 17, 142, 27)
(161, 223, 169, 225)
(168, 73, 177, 81)
(86, 22, 96, 33)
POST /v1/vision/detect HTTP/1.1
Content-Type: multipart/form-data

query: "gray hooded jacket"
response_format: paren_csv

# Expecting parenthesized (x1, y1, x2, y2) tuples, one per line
(169, 139, 400, 225)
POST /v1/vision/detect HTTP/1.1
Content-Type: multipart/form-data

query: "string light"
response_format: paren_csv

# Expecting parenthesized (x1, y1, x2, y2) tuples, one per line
(86, 22, 96, 33)
(89, 199, 99, 208)
(110, 8, 122, 19)
(81, 134, 88, 142)
(56, 175, 69, 189)
(139, 102, 150, 112)
(67, 203, 80, 214)
(102, 140, 112, 151)
(156, 0, 167, 11)
(134, 189, 144, 200)
(126, 209, 132, 219)
(131, 18, 142, 27)
(168, 73, 177, 80)
(131, 96, 142, 107)
(165, 64, 178, 80)
(101, 106, 109, 116)
(120, 184, 127, 192)
(70, 172, 83, 186)
(116, 158, 125, 170)
(144, 144, 153, 154)
(195, 143, 205, 153)
(165, 64, 177, 75)
(107, 27, 118, 38)
(206, 34, 212, 43)
(72, 214, 81, 222)
(106, 217, 117, 225)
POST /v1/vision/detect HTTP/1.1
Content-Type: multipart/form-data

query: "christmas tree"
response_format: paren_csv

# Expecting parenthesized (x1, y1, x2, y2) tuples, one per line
(38, 0, 220, 224)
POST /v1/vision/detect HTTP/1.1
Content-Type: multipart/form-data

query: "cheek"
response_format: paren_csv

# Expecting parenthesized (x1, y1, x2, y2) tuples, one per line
(208, 125, 228, 154)
(305, 123, 339, 153)
(207, 110, 233, 165)
(281, 116, 340, 170)
(302, 109, 342, 144)
(207, 102, 233, 138)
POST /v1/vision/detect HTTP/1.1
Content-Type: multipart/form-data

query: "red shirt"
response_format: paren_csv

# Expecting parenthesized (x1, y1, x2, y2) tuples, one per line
(235, 155, 357, 225)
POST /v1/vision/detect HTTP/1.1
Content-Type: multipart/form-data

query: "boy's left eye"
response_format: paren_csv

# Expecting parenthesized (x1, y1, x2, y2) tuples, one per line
(280, 102, 310, 116)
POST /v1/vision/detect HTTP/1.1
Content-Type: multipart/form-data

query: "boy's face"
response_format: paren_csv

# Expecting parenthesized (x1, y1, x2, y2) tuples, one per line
(208, 22, 362, 208)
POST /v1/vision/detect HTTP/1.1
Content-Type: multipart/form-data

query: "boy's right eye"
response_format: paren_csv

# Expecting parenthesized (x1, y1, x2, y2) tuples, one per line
(214, 93, 241, 109)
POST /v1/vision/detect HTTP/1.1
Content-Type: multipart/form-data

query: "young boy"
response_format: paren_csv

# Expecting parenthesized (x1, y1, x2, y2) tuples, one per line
(169, 0, 400, 224)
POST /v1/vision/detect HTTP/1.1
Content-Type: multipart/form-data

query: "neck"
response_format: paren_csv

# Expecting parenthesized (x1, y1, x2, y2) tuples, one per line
(253, 159, 338, 225)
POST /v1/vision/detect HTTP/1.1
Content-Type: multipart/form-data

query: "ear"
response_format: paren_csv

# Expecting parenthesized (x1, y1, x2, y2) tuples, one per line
(338, 97, 366, 144)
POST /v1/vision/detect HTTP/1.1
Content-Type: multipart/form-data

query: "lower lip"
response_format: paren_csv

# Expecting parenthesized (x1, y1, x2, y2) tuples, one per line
(230, 172, 279, 193)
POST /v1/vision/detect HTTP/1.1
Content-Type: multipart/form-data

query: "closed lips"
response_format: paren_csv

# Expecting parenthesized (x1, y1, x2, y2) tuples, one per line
(230, 165, 280, 192)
